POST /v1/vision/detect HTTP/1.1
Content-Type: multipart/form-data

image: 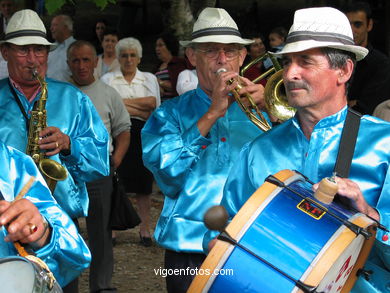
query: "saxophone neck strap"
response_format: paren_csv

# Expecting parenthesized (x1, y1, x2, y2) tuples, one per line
(8, 79, 32, 131)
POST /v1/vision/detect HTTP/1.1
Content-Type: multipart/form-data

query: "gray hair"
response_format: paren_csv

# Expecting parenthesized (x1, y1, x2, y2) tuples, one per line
(320, 47, 356, 91)
(67, 40, 97, 60)
(115, 37, 142, 58)
(56, 14, 73, 32)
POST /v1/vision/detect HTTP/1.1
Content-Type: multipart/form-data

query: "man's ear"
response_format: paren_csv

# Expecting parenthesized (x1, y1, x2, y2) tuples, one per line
(93, 56, 98, 69)
(338, 59, 354, 85)
(238, 47, 247, 67)
(1, 45, 8, 61)
(185, 47, 196, 67)
(367, 18, 373, 33)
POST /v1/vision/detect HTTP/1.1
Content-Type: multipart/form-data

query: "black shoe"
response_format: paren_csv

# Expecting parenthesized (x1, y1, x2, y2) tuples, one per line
(112, 237, 117, 247)
(139, 233, 152, 247)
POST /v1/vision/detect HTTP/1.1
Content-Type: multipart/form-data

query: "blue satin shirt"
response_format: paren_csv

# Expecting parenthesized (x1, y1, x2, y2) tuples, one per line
(0, 78, 110, 218)
(220, 107, 390, 292)
(142, 87, 264, 253)
(0, 143, 91, 286)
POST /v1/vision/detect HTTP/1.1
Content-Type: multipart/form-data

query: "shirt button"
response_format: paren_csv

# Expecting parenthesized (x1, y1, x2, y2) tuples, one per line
(201, 145, 207, 149)
(382, 234, 389, 241)
(220, 137, 226, 142)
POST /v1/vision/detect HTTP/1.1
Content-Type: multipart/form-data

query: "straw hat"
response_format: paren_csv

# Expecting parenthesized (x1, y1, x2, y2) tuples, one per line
(272, 7, 368, 61)
(0, 9, 56, 50)
(180, 7, 253, 47)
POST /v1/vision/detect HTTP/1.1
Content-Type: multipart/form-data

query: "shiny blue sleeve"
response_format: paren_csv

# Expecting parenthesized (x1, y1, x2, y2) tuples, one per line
(59, 91, 110, 182)
(0, 146, 91, 287)
(142, 103, 211, 198)
(375, 164, 390, 269)
(221, 143, 258, 218)
(202, 143, 258, 253)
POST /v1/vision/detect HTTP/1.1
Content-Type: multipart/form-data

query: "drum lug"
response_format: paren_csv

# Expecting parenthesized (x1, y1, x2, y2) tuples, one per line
(357, 268, 373, 281)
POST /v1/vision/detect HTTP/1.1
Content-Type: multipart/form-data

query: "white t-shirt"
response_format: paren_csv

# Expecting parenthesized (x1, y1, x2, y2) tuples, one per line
(176, 69, 198, 95)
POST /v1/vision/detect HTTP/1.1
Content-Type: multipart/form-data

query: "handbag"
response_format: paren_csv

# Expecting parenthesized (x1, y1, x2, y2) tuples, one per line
(110, 171, 141, 230)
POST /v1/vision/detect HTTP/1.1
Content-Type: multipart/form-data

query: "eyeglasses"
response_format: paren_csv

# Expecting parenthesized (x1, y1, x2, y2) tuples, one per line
(196, 47, 241, 60)
(120, 53, 138, 59)
(9, 45, 48, 57)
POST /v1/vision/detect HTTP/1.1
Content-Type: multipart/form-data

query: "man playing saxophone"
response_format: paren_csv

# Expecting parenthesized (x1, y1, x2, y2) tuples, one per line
(0, 9, 109, 293)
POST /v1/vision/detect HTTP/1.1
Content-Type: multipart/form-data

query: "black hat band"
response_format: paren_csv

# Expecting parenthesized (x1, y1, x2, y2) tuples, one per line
(286, 31, 355, 46)
(4, 29, 47, 41)
(191, 27, 241, 39)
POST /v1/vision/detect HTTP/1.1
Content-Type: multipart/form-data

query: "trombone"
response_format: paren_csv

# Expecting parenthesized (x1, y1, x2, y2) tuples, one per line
(241, 52, 296, 122)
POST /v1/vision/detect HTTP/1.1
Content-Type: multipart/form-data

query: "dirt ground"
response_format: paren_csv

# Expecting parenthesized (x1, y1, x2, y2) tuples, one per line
(78, 193, 167, 293)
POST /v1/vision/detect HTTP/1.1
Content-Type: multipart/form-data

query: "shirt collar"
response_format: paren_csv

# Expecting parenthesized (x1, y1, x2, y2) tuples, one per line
(9, 77, 41, 103)
(113, 68, 145, 84)
(195, 86, 211, 106)
(292, 106, 348, 131)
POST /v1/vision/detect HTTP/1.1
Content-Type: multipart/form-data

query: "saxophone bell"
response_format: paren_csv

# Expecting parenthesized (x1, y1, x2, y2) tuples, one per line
(26, 69, 68, 194)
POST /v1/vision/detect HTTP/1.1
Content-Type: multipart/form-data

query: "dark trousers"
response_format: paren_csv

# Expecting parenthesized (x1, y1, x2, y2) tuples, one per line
(63, 278, 78, 293)
(86, 169, 116, 293)
(63, 219, 80, 293)
(164, 250, 206, 293)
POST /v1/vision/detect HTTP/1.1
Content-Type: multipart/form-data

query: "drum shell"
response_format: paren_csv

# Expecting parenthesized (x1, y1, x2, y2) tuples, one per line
(0, 256, 63, 293)
(189, 170, 376, 293)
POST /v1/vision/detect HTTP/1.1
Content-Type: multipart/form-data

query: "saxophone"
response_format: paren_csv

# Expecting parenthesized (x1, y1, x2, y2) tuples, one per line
(26, 69, 67, 193)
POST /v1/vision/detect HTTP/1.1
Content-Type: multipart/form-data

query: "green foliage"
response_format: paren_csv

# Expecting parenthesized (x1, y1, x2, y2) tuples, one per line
(45, 0, 116, 15)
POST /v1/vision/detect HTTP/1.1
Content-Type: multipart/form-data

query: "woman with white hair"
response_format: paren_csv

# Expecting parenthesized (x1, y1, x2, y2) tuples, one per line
(101, 37, 160, 246)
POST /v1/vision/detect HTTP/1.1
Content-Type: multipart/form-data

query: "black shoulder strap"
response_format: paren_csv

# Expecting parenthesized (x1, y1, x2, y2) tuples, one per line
(333, 108, 362, 178)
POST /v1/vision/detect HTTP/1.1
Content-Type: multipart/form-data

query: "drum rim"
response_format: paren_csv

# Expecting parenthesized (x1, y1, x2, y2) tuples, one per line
(298, 214, 376, 292)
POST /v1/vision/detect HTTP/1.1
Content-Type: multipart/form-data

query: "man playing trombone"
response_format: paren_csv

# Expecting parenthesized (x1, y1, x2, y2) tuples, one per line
(142, 7, 268, 293)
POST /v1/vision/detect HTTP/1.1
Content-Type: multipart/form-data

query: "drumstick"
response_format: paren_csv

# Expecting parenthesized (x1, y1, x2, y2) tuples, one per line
(3, 176, 36, 256)
(14, 176, 35, 202)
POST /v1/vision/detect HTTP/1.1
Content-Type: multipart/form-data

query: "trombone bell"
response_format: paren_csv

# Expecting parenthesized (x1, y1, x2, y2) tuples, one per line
(241, 53, 296, 122)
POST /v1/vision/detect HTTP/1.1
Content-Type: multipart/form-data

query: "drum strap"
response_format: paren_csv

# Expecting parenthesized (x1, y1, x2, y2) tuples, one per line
(333, 108, 362, 208)
(333, 108, 362, 178)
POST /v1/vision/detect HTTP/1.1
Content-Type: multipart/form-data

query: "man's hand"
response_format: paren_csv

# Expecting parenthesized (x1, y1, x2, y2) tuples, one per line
(38, 126, 70, 156)
(238, 76, 265, 110)
(207, 69, 238, 118)
(313, 177, 380, 221)
(0, 199, 50, 247)
(208, 237, 218, 252)
(197, 69, 237, 137)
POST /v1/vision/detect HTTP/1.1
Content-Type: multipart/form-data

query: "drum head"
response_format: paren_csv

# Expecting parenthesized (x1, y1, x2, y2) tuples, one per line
(0, 257, 36, 292)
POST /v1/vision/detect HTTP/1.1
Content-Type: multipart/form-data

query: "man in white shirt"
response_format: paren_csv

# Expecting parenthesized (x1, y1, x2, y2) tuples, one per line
(47, 14, 76, 81)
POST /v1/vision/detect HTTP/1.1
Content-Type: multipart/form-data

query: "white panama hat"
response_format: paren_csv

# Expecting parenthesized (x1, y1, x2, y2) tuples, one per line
(180, 7, 253, 47)
(272, 7, 368, 61)
(0, 9, 56, 50)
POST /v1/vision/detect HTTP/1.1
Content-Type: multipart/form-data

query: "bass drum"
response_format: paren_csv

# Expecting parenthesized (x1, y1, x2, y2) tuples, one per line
(0, 256, 62, 293)
(189, 170, 377, 293)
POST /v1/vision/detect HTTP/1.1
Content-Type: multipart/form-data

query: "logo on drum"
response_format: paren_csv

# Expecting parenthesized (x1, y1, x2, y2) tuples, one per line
(297, 199, 326, 220)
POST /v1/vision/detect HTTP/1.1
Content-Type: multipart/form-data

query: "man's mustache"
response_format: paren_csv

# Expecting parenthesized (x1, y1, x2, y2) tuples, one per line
(284, 81, 310, 91)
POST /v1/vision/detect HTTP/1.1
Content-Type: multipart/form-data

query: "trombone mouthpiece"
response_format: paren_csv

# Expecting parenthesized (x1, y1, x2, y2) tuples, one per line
(216, 68, 227, 75)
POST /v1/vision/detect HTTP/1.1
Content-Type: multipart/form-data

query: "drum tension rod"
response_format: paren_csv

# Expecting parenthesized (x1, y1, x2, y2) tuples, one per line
(292, 170, 388, 232)
(265, 175, 372, 240)
(217, 231, 319, 293)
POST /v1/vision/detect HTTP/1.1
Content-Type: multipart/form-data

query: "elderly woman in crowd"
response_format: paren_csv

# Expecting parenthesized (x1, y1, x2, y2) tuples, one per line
(94, 28, 120, 79)
(101, 37, 160, 246)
